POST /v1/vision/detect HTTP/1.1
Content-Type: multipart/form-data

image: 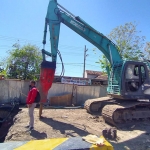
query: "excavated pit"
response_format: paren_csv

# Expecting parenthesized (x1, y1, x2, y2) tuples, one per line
(0, 103, 20, 142)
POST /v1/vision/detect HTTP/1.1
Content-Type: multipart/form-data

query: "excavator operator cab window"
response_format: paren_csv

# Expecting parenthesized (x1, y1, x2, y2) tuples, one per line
(125, 64, 139, 80)
(125, 64, 147, 92)
(134, 66, 139, 76)
(141, 65, 146, 84)
(125, 64, 139, 92)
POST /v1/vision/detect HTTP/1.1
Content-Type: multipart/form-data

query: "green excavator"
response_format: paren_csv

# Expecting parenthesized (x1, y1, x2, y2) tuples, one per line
(39, 0, 150, 126)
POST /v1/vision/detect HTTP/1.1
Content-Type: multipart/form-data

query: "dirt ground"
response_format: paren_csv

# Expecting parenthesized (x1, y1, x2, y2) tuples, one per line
(4, 107, 150, 150)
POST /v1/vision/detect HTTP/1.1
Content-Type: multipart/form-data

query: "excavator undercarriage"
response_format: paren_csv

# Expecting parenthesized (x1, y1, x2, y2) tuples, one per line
(84, 97, 150, 126)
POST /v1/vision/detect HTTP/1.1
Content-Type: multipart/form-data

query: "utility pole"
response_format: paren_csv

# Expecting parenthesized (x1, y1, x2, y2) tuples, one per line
(83, 45, 88, 78)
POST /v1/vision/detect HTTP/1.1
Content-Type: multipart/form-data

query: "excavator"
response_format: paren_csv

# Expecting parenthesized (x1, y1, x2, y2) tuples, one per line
(39, 0, 150, 126)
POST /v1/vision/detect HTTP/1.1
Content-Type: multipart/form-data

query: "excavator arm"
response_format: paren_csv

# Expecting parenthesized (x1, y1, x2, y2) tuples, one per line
(43, 0, 122, 64)
(39, 0, 123, 105)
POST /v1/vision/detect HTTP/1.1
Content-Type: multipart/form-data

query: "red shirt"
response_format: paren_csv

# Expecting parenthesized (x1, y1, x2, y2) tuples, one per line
(26, 87, 38, 104)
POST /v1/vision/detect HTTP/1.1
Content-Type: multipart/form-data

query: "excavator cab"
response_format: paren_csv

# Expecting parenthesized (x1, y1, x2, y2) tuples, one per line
(109, 61, 150, 100)
(123, 61, 150, 98)
(125, 63, 140, 92)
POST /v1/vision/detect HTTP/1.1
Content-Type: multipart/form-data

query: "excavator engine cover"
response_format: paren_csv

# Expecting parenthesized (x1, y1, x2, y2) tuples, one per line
(39, 61, 56, 103)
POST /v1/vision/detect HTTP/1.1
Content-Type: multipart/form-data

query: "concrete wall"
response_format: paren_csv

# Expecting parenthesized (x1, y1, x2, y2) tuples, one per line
(48, 83, 107, 105)
(0, 80, 29, 104)
(0, 80, 107, 105)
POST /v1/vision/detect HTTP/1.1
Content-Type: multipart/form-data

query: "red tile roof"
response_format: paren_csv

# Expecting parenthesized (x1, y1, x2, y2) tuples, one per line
(86, 70, 107, 80)
(95, 75, 107, 80)
(85, 70, 103, 75)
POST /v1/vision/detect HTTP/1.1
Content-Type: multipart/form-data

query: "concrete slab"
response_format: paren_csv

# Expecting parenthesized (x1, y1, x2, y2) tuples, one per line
(0, 136, 113, 150)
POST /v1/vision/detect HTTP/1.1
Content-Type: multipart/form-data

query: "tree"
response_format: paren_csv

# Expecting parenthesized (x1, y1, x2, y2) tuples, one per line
(1, 44, 42, 80)
(96, 22, 145, 72)
(144, 42, 150, 60)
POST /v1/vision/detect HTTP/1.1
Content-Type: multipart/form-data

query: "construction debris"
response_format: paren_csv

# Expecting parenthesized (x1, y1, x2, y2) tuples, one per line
(130, 125, 135, 129)
(124, 146, 130, 150)
(102, 128, 117, 140)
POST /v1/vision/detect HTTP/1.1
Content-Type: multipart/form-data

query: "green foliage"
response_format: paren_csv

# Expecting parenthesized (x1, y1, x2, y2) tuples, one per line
(0, 64, 7, 77)
(108, 22, 145, 60)
(144, 42, 150, 60)
(1, 43, 42, 80)
(0, 69, 7, 78)
(96, 22, 145, 72)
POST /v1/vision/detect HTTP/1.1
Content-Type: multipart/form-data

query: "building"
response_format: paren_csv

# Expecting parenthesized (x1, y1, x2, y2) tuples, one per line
(61, 77, 91, 85)
(85, 70, 108, 85)
(35, 70, 108, 85)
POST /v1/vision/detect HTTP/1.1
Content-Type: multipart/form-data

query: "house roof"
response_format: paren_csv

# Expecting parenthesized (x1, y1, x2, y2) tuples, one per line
(85, 70, 107, 80)
(85, 70, 103, 75)
(95, 75, 107, 80)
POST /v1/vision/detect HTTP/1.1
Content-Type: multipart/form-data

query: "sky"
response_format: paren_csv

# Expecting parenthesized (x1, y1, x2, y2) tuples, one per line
(0, 0, 150, 77)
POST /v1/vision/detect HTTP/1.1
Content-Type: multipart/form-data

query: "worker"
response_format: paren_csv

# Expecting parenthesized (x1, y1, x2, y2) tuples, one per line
(25, 80, 38, 131)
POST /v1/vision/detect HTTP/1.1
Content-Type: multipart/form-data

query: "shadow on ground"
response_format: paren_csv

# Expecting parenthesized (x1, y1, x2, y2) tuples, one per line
(40, 116, 89, 137)
(30, 130, 47, 139)
(108, 121, 150, 150)
(40, 116, 150, 150)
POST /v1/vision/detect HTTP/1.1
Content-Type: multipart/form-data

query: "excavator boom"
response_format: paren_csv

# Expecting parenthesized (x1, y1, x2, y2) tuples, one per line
(43, 0, 122, 64)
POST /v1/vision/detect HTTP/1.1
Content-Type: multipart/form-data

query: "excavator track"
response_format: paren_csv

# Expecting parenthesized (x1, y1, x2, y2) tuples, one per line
(102, 101, 150, 126)
(84, 97, 150, 126)
(84, 97, 114, 113)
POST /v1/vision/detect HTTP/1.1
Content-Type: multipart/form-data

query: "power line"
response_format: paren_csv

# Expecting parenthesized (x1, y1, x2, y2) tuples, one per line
(57, 63, 100, 68)
(0, 48, 97, 57)
(57, 63, 83, 64)
(86, 64, 101, 68)
(0, 35, 97, 51)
